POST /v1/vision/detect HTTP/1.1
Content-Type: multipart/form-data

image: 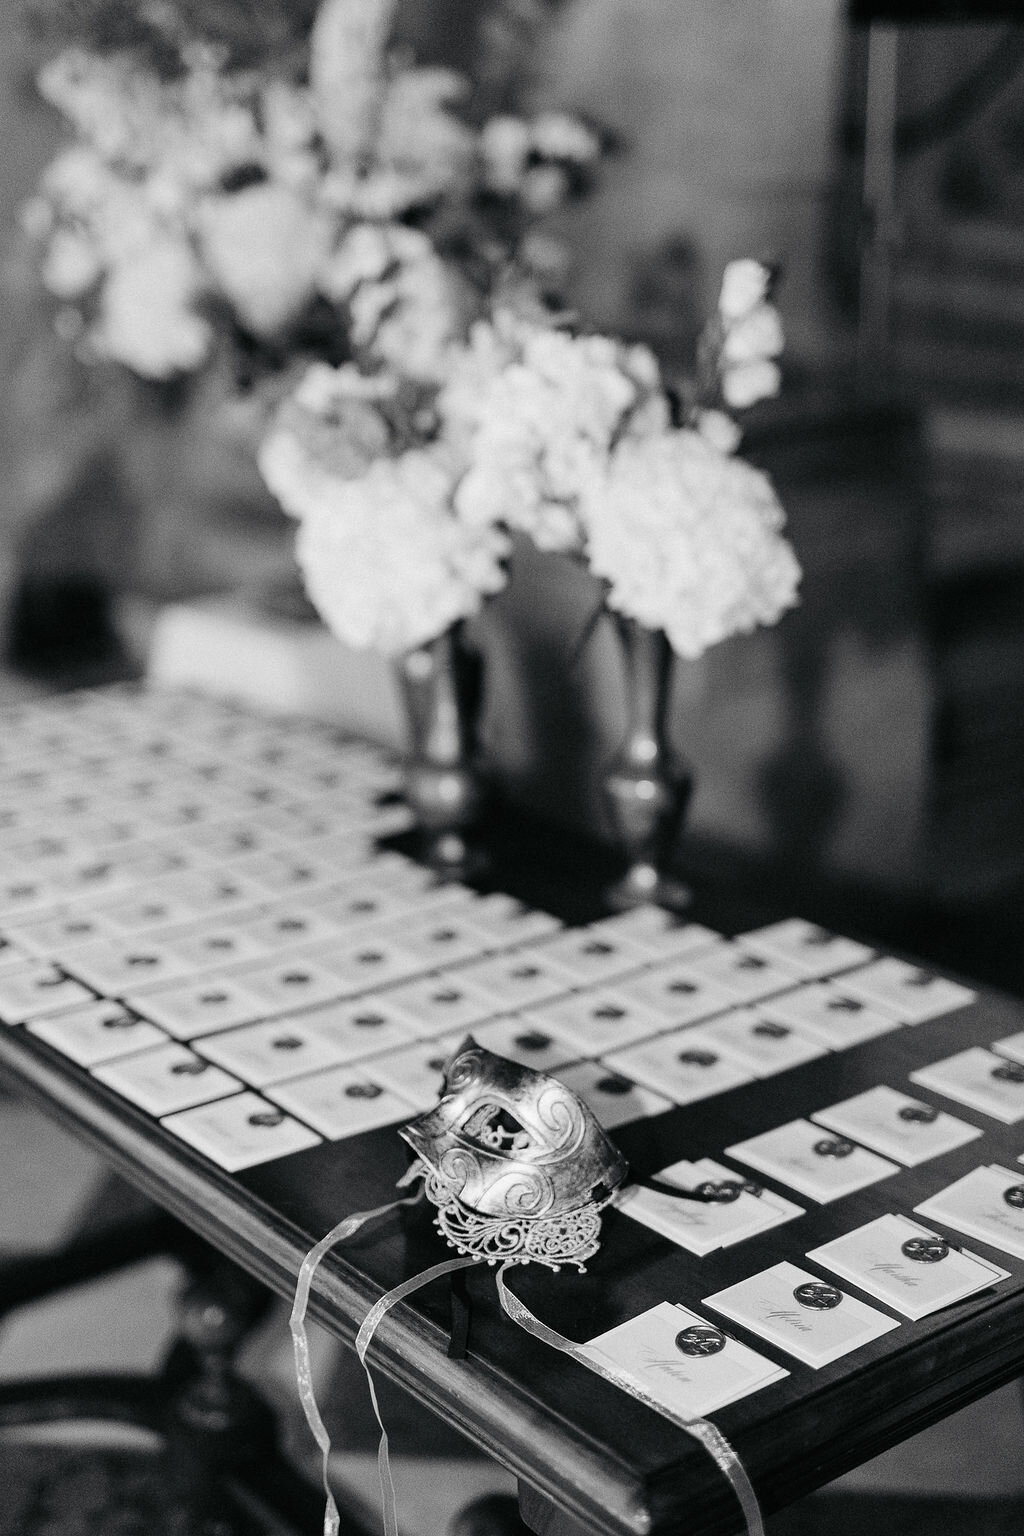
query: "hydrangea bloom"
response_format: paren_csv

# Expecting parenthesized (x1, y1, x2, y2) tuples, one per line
(584, 429, 801, 659)
(441, 314, 668, 552)
(257, 363, 393, 519)
(294, 447, 510, 653)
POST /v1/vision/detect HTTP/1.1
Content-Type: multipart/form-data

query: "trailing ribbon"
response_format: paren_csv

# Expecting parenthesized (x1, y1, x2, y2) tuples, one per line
(354, 1253, 483, 1536)
(289, 1193, 422, 1536)
(495, 1262, 765, 1536)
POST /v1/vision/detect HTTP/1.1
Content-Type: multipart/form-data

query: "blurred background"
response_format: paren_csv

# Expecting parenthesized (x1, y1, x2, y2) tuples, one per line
(2, 6, 1024, 1532)
(1, 0, 1023, 975)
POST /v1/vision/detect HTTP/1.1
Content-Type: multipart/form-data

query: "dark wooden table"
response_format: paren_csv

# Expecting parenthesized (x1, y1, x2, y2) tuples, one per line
(2, 803, 1024, 1536)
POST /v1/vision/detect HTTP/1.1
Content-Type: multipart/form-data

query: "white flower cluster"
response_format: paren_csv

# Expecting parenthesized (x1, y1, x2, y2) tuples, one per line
(716, 258, 784, 411)
(320, 223, 473, 385)
(26, 0, 605, 384)
(584, 430, 801, 659)
(258, 359, 510, 652)
(294, 446, 510, 654)
(440, 313, 668, 552)
(262, 292, 800, 660)
(480, 110, 603, 214)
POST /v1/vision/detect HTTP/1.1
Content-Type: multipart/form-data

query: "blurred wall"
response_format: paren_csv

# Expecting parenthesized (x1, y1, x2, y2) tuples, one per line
(535, 0, 850, 364)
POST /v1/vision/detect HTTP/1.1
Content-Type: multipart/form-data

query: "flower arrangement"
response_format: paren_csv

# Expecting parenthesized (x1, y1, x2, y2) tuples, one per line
(23, 0, 604, 390)
(261, 265, 799, 658)
(23, 0, 799, 668)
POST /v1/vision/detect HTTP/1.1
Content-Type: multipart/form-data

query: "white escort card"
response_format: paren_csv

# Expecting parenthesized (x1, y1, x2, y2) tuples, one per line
(0, 960, 96, 1022)
(536, 926, 651, 986)
(612, 962, 734, 1029)
(470, 1015, 580, 1075)
(28, 999, 167, 1066)
(616, 1157, 803, 1256)
(93, 1040, 242, 1116)
(376, 972, 498, 1037)
(291, 995, 420, 1062)
(682, 942, 805, 1004)
(909, 1047, 1024, 1124)
(807, 1214, 1009, 1320)
(762, 983, 903, 1048)
(811, 1085, 983, 1166)
(366, 1035, 465, 1111)
(522, 989, 664, 1054)
(554, 1060, 674, 1130)
(603, 1030, 754, 1107)
(736, 918, 874, 978)
(693, 1007, 827, 1077)
(915, 1165, 1024, 1262)
(589, 909, 722, 962)
(839, 958, 976, 1023)
(455, 950, 573, 1011)
(265, 1063, 417, 1139)
(992, 1031, 1024, 1066)
(126, 976, 267, 1039)
(582, 1303, 788, 1418)
(162, 1090, 322, 1170)
(193, 1015, 359, 1086)
(704, 1260, 899, 1368)
(725, 1118, 900, 1203)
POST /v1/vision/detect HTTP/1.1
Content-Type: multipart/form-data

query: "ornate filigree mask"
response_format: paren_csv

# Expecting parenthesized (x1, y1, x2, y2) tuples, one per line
(400, 1037, 629, 1270)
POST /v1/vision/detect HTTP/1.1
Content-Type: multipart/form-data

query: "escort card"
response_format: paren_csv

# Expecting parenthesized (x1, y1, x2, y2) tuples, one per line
(762, 983, 904, 1048)
(694, 1007, 827, 1077)
(93, 1041, 242, 1116)
(604, 1030, 754, 1106)
(612, 963, 734, 1029)
(582, 1303, 788, 1418)
(910, 1047, 1024, 1124)
(28, 999, 167, 1066)
(683, 943, 805, 1004)
(265, 1063, 417, 1139)
(365, 1035, 465, 1111)
(126, 976, 267, 1039)
(811, 1085, 983, 1166)
(807, 1214, 1008, 1320)
(992, 1031, 1024, 1067)
(736, 918, 874, 978)
(725, 1118, 900, 1202)
(589, 910, 722, 962)
(915, 1165, 1024, 1261)
(376, 972, 498, 1037)
(456, 950, 574, 1011)
(293, 996, 420, 1062)
(471, 1015, 581, 1074)
(617, 1157, 803, 1255)
(704, 1260, 900, 1367)
(839, 958, 976, 1024)
(0, 960, 96, 1022)
(522, 989, 664, 1054)
(536, 926, 652, 986)
(193, 1015, 358, 1086)
(161, 1090, 322, 1170)
(554, 1060, 674, 1130)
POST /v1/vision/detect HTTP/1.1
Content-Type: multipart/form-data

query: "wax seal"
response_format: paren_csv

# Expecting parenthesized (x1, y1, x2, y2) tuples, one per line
(813, 1137, 855, 1158)
(793, 1281, 842, 1310)
(675, 1325, 727, 1357)
(898, 1104, 939, 1124)
(901, 1235, 949, 1263)
(1003, 1184, 1024, 1209)
(992, 1060, 1024, 1084)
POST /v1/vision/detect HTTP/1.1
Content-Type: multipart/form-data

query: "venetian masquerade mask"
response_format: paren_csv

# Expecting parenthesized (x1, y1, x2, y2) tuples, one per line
(399, 1036, 629, 1269)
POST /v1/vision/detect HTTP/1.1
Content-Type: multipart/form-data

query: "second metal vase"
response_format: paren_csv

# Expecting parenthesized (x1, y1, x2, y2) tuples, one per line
(601, 615, 693, 911)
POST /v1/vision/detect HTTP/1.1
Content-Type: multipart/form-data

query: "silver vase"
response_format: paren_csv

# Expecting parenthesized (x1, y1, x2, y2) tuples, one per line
(394, 622, 486, 877)
(602, 615, 692, 911)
